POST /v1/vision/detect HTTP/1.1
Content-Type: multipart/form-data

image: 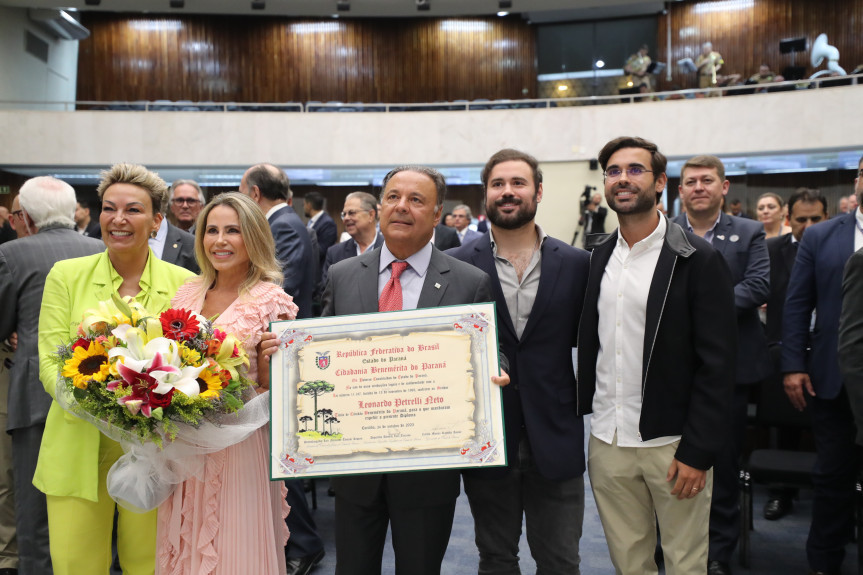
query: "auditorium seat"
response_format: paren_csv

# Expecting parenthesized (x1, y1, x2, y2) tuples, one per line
(738, 373, 816, 568)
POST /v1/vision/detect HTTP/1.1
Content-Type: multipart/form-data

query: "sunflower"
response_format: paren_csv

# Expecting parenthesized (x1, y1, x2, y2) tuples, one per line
(196, 368, 223, 400)
(62, 340, 111, 389)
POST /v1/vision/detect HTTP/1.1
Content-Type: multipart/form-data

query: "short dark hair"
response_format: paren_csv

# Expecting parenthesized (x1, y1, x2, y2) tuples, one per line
(380, 165, 447, 209)
(682, 155, 726, 181)
(246, 163, 290, 202)
(597, 136, 667, 176)
(304, 191, 325, 211)
(480, 149, 543, 194)
(787, 187, 827, 216)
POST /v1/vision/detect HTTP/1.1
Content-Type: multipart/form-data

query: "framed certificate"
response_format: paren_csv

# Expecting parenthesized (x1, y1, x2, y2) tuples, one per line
(269, 303, 506, 479)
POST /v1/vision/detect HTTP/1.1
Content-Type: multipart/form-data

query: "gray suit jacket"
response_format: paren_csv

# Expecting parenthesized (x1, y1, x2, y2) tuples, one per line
(0, 226, 104, 431)
(161, 221, 199, 273)
(321, 246, 493, 507)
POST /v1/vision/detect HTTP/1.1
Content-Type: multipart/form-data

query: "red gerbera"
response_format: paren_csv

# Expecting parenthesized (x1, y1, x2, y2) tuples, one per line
(71, 337, 90, 351)
(159, 308, 200, 341)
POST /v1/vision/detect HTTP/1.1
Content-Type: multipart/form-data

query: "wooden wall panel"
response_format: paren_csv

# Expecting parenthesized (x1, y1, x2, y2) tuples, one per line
(658, 0, 863, 90)
(77, 14, 536, 104)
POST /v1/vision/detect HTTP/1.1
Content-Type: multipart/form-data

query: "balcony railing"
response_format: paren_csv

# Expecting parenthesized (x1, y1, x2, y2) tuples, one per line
(0, 74, 859, 112)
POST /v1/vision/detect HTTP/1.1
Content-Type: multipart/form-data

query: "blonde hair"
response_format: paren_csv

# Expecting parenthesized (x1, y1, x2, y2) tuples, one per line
(194, 193, 283, 297)
(97, 163, 169, 215)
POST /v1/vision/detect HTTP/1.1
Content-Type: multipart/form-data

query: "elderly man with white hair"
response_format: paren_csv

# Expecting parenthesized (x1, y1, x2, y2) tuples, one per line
(0, 177, 103, 574)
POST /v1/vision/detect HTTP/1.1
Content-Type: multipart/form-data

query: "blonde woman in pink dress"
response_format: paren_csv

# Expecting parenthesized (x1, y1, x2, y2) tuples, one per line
(157, 193, 298, 575)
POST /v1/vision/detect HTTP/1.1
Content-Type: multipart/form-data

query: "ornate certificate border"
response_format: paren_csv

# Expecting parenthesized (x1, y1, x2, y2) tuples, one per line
(269, 303, 505, 479)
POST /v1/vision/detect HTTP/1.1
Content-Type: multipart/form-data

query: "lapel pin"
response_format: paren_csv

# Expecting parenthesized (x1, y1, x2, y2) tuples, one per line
(729, 234, 739, 242)
(173, 243, 178, 248)
(435, 283, 441, 289)
(716, 234, 725, 240)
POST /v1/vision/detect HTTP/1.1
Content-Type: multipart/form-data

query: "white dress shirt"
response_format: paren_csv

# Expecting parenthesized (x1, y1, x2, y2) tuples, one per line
(147, 217, 168, 260)
(855, 207, 863, 252)
(591, 215, 681, 448)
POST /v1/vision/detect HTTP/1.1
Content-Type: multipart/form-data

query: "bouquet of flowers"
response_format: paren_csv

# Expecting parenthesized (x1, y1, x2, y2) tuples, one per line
(54, 294, 270, 510)
(57, 293, 252, 446)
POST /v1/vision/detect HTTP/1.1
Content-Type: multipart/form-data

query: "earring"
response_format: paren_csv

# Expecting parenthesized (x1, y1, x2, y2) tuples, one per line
(150, 230, 158, 239)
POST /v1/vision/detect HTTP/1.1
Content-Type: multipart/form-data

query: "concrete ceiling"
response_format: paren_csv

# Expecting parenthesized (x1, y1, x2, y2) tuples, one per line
(0, 0, 667, 22)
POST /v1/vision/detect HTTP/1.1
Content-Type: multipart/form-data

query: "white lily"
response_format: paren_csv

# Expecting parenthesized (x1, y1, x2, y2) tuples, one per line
(109, 326, 206, 398)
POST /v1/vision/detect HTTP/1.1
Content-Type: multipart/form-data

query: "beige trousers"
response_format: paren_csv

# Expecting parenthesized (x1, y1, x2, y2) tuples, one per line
(588, 433, 713, 575)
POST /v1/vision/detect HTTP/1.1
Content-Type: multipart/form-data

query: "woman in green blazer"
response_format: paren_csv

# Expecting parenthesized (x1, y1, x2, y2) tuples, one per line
(35, 164, 194, 575)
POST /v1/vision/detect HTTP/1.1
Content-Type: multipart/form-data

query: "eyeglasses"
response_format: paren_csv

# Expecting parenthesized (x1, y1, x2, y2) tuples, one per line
(858, 169, 863, 177)
(11, 210, 23, 219)
(340, 209, 370, 220)
(603, 166, 654, 180)
(172, 198, 200, 205)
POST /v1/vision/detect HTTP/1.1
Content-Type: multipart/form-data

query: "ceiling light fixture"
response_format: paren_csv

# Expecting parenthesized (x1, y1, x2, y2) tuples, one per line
(499, 0, 512, 8)
(337, 0, 350, 11)
(497, 11, 509, 16)
(170, 0, 184, 8)
(416, 0, 430, 12)
(251, 0, 265, 9)
(84, 0, 101, 5)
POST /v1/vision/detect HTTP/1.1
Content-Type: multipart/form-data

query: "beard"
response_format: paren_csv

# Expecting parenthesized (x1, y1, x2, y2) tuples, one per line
(487, 194, 539, 230)
(607, 182, 657, 215)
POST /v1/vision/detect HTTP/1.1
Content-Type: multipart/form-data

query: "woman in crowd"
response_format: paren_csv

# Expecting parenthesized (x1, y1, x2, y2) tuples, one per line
(756, 192, 792, 238)
(157, 192, 297, 574)
(35, 163, 194, 574)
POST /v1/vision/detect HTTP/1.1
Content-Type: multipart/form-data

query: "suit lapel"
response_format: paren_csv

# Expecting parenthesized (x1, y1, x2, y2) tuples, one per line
(711, 213, 733, 256)
(643, 243, 677, 380)
(782, 235, 797, 277)
(839, 213, 856, 263)
(359, 251, 381, 313)
(161, 226, 179, 265)
(520, 241, 560, 343)
(417, 249, 449, 308)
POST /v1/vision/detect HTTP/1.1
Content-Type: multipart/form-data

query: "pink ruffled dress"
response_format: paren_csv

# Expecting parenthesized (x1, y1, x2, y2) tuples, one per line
(156, 279, 299, 575)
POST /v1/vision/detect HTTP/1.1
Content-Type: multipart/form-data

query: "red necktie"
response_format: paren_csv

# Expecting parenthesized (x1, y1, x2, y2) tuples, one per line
(379, 261, 408, 312)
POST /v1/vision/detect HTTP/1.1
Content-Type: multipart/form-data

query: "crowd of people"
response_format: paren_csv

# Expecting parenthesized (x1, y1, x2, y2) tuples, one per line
(0, 140, 860, 575)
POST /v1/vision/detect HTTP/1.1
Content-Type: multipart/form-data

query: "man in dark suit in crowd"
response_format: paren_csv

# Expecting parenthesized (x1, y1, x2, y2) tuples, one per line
(322, 165, 508, 575)
(434, 221, 460, 250)
(448, 149, 590, 572)
(148, 216, 199, 273)
(0, 177, 104, 574)
(167, 179, 205, 234)
(580, 137, 736, 575)
(321, 192, 383, 290)
(763, 189, 827, 520)
(240, 163, 315, 318)
(73, 201, 102, 239)
(784, 154, 863, 575)
(673, 155, 770, 575)
(304, 191, 337, 272)
(451, 204, 483, 245)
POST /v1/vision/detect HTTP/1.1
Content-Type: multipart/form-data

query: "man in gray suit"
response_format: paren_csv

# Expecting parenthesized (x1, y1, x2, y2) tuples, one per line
(0, 177, 104, 574)
(322, 165, 507, 575)
(148, 215, 199, 273)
